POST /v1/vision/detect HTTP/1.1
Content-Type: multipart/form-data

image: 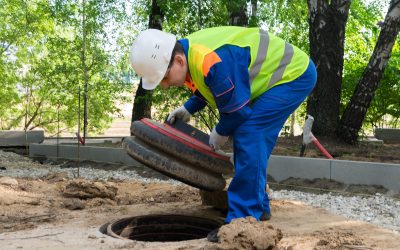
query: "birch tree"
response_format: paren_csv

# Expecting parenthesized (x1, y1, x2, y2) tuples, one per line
(338, 0, 400, 143)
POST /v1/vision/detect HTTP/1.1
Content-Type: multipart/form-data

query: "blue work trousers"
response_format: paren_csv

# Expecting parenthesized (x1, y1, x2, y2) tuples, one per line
(226, 60, 317, 223)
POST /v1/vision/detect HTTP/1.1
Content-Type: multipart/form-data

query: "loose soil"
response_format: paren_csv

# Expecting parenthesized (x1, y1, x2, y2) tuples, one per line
(0, 171, 399, 249)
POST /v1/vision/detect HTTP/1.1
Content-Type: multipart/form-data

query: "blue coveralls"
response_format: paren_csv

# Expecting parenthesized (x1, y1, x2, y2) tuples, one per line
(179, 38, 317, 223)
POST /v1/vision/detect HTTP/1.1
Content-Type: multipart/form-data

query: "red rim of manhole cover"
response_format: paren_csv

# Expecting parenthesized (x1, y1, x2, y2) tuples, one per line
(130, 118, 233, 175)
(142, 118, 229, 161)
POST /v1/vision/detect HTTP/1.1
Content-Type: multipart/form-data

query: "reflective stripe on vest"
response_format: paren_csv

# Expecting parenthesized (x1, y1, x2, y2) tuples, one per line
(187, 27, 309, 109)
(249, 29, 269, 84)
(269, 42, 294, 87)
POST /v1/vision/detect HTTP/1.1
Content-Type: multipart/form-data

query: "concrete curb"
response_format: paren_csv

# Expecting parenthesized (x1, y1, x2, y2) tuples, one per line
(29, 143, 400, 191)
(0, 130, 44, 146)
(375, 128, 400, 143)
(269, 155, 400, 191)
(29, 143, 142, 167)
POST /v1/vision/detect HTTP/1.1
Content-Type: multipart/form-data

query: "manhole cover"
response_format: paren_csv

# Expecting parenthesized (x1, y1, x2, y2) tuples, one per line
(130, 118, 232, 174)
(101, 214, 222, 242)
(123, 118, 233, 191)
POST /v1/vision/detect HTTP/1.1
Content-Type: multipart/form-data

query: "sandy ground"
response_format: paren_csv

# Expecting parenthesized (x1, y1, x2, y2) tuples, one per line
(1, 173, 399, 250)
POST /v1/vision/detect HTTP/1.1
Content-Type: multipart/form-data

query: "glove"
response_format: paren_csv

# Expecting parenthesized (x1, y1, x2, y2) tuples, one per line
(167, 106, 191, 124)
(209, 127, 229, 151)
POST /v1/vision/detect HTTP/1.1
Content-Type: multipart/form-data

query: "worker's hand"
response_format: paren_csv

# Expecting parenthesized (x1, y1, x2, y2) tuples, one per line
(209, 127, 229, 151)
(167, 106, 191, 124)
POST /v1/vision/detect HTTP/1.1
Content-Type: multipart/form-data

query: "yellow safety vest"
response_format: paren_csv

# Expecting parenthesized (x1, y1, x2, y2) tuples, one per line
(187, 26, 309, 109)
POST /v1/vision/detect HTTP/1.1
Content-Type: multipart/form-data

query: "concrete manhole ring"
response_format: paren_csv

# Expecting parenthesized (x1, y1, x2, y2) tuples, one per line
(101, 214, 222, 242)
(122, 136, 226, 191)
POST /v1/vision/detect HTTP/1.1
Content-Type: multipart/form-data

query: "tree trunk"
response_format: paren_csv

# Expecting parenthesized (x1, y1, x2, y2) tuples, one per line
(337, 0, 400, 144)
(131, 0, 163, 133)
(131, 78, 153, 121)
(306, 0, 351, 136)
(249, 0, 258, 27)
(82, 0, 89, 142)
(227, 0, 248, 26)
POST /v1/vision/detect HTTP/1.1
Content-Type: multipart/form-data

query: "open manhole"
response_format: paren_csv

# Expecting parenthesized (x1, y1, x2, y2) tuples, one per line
(101, 214, 222, 242)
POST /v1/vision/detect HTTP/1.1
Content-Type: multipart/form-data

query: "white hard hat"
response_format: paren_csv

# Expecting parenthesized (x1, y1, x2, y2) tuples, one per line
(130, 29, 176, 90)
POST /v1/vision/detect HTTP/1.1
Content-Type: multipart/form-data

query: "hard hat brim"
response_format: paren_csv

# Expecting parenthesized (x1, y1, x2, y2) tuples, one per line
(142, 77, 160, 90)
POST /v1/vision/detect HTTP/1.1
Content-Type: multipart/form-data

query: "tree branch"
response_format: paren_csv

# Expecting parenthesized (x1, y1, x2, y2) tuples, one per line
(25, 100, 43, 130)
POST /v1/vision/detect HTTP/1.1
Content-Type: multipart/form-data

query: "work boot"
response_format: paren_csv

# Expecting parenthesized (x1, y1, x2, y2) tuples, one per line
(207, 227, 220, 243)
(260, 211, 271, 221)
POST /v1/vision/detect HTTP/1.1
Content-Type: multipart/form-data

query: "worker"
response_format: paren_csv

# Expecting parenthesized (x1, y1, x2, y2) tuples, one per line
(130, 26, 317, 242)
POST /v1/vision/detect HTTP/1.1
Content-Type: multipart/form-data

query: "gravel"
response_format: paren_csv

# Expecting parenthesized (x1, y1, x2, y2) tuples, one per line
(272, 189, 400, 232)
(0, 150, 180, 184)
(1, 150, 400, 233)
(1, 166, 181, 185)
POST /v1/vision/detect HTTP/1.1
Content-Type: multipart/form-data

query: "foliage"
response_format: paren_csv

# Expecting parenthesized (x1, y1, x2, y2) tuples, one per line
(258, 0, 309, 52)
(0, 0, 131, 134)
(342, 0, 399, 130)
(368, 40, 400, 128)
(0, 0, 52, 129)
(1, 0, 398, 136)
(160, 0, 229, 37)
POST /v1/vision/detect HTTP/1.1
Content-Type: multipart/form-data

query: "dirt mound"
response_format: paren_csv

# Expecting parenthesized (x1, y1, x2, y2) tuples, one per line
(0, 184, 40, 206)
(218, 216, 282, 250)
(44, 172, 69, 183)
(312, 231, 364, 249)
(278, 230, 367, 250)
(0, 176, 18, 186)
(62, 179, 118, 199)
